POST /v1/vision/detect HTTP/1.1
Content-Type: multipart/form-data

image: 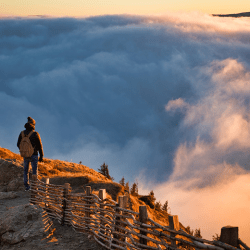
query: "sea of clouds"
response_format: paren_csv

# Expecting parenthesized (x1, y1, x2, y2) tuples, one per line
(1, 12, 250, 242)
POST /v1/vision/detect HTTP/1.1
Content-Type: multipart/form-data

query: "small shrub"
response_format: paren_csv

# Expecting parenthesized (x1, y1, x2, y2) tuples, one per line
(212, 233, 220, 240)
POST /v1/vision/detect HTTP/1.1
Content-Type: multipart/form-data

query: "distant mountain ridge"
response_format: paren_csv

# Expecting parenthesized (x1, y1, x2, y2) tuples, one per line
(213, 12, 250, 17)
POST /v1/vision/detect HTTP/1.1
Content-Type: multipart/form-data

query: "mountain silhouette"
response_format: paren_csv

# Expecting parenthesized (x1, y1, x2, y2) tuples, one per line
(213, 12, 250, 17)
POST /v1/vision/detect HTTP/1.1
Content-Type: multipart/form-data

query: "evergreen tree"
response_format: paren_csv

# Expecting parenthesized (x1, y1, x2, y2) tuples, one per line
(130, 182, 138, 195)
(194, 228, 202, 238)
(155, 201, 162, 211)
(125, 182, 130, 193)
(148, 190, 156, 204)
(162, 200, 170, 213)
(98, 162, 114, 180)
(186, 226, 194, 236)
(119, 176, 125, 186)
(149, 190, 155, 197)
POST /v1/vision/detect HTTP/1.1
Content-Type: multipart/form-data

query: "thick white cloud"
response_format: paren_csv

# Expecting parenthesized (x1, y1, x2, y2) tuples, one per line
(153, 57, 250, 243)
(2, 13, 250, 243)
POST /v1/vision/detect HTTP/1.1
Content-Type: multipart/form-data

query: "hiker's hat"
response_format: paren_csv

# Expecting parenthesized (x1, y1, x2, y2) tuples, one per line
(27, 116, 36, 125)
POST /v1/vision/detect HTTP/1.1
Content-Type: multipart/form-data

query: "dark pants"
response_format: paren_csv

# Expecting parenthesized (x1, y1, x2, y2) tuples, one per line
(23, 155, 38, 188)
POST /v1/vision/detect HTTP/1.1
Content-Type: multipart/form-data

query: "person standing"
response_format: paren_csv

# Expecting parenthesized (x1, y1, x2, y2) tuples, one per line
(17, 117, 44, 191)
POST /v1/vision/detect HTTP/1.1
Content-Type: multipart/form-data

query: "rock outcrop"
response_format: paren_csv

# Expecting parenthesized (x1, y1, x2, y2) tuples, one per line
(0, 204, 54, 245)
(0, 159, 24, 192)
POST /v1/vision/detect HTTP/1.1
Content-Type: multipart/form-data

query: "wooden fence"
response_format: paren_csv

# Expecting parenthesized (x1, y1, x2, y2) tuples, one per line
(30, 176, 249, 250)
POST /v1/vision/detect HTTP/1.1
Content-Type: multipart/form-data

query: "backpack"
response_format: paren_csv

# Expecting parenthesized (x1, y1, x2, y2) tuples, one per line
(19, 131, 34, 158)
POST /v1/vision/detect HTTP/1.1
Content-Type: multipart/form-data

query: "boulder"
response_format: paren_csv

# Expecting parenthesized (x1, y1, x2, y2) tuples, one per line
(0, 204, 54, 245)
(0, 160, 23, 187)
(0, 159, 24, 194)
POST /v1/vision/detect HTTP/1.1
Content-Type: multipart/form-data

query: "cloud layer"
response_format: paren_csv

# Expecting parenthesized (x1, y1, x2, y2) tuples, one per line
(1, 13, 250, 243)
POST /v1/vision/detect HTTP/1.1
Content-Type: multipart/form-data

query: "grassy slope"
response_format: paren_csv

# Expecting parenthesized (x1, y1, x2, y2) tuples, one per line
(0, 146, 110, 180)
(0, 146, 189, 237)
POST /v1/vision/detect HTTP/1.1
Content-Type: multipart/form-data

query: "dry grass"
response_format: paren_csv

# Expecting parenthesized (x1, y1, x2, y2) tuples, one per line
(0, 147, 23, 161)
(0, 147, 123, 201)
(0, 147, 108, 180)
(38, 158, 109, 180)
(0, 146, 191, 241)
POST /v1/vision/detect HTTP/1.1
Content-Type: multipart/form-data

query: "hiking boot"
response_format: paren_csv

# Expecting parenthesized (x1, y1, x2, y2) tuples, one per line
(25, 186, 30, 191)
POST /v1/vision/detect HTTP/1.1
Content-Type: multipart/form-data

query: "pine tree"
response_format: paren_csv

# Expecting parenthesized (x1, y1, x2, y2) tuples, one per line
(98, 162, 114, 180)
(130, 182, 138, 195)
(149, 190, 154, 197)
(162, 200, 170, 213)
(119, 176, 125, 186)
(155, 201, 162, 211)
(186, 226, 194, 236)
(125, 182, 130, 193)
(148, 190, 156, 204)
(194, 228, 202, 238)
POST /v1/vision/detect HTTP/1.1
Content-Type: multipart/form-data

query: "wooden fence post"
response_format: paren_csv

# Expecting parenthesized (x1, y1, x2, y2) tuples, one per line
(99, 189, 106, 239)
(139, 205, 148, 246)
(113, 195, 126, 246)
(45, 178, 49, 209)
(220, 226, 239, 247)
(119, 196, 124, 208)
(30, 175, 38, 204)
(61, 183, 70, 225)
(120, 196, 127, 243)
(123, 195, 129, 209)
(86, 186, 92, 229)
(99, 189, 106, 200)
(169, 215, 180, 247)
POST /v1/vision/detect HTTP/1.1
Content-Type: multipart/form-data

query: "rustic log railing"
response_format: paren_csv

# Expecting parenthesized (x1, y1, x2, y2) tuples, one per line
(30, 176, 249, 250)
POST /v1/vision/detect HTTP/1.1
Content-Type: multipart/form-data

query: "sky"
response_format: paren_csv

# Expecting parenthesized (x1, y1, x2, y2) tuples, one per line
(1, 0, 250, 17)
(1, 8, 250, 245)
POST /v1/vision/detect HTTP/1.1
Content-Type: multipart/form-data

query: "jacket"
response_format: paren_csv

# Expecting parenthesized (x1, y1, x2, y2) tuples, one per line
(17, 123, 44, 157)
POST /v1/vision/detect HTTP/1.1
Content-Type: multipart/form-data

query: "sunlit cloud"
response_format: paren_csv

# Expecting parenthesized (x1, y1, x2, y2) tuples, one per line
(140, 54, 250, 242)
(165, 98, 189, 112)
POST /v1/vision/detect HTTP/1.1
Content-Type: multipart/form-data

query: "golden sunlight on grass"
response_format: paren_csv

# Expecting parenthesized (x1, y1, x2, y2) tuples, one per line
(0, 145, 201, 245)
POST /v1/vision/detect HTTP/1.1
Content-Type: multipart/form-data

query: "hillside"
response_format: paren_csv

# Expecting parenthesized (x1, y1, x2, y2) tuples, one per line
(0, 146, 190, 249)
(0, 147, 122, 199)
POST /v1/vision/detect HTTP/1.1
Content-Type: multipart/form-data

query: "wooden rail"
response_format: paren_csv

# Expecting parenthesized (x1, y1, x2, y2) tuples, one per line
(30, 176, 249, 250)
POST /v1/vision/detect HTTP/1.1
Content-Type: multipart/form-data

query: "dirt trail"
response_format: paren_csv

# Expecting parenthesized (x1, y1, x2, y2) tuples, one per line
(0, 191, 105, 250)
